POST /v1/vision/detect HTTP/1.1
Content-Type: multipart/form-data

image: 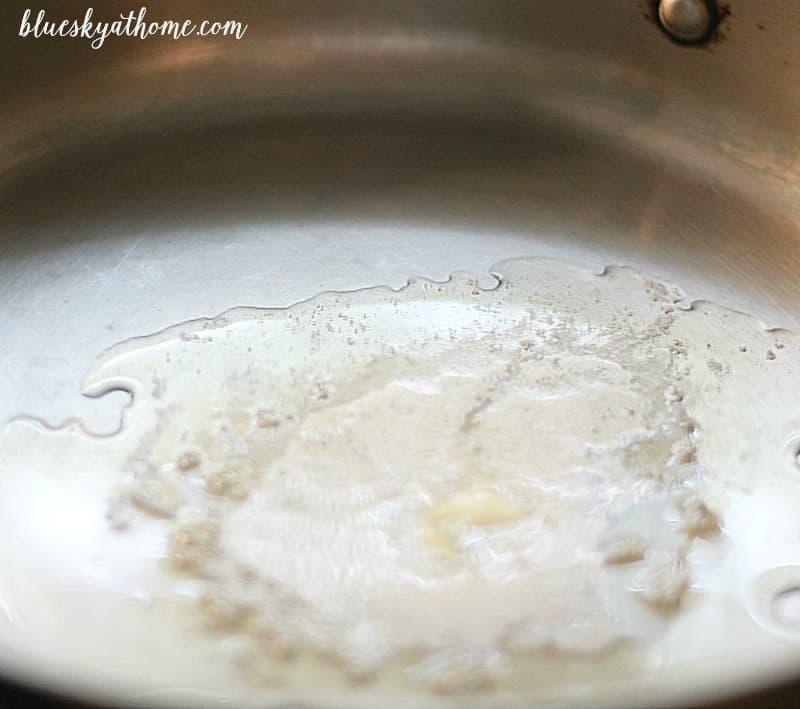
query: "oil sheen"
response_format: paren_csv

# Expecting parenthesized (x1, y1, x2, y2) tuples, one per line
(1, 258, 800, 707)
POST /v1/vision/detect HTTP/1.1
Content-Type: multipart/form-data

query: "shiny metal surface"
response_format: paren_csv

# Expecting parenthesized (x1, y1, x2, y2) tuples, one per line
(658, 0, 714, 42)
(2, 0, 800, 705)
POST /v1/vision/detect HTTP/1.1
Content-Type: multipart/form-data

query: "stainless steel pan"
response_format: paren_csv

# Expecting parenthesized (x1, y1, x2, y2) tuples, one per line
(2, 1, 800, 706)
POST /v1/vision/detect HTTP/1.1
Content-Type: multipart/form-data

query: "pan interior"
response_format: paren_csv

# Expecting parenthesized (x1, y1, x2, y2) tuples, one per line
(2, 2, 800, 707)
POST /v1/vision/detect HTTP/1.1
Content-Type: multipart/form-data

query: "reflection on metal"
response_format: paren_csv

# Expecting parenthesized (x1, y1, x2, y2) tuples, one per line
(658, 0, 715, 43)
(1, 0, 800, 705)
(773, 588, 800, 631)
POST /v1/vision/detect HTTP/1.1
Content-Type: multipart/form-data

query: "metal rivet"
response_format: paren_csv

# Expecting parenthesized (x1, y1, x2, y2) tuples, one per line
(748, 567, 800, 636)
(773, 587, 800, 630)
(658, 0, 714, 43)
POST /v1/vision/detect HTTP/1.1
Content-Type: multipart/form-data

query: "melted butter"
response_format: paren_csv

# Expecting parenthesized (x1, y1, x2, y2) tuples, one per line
(2, 258, 800, 706)
(423, 487, 530, 555)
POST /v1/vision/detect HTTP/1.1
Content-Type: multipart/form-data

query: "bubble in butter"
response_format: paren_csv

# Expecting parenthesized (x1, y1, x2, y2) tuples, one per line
(2, 258, 800, 708)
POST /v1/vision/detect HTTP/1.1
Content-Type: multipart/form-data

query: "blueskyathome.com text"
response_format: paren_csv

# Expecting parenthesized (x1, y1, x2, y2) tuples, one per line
(19, 7, 248, 50)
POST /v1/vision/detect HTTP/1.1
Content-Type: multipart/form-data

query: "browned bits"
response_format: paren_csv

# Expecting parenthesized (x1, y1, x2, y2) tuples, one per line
(256, 409, 283, 428)
(169, 520, 220, 575)
(130, 479, 180, 518)
(669, 437, 697, 466)
(601, 533, 648, 565)
(200, 593, 253, 630)
(206, 470, 248, 500)
(260, 635, 296, 661)
(679, 492, 720, 538)
(176, 450, 201, 472)
(207, 473, 228, 495)
(306, 376, 334, 401)
(251, 618, 299, 661)
(636, 550, 689, 611)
